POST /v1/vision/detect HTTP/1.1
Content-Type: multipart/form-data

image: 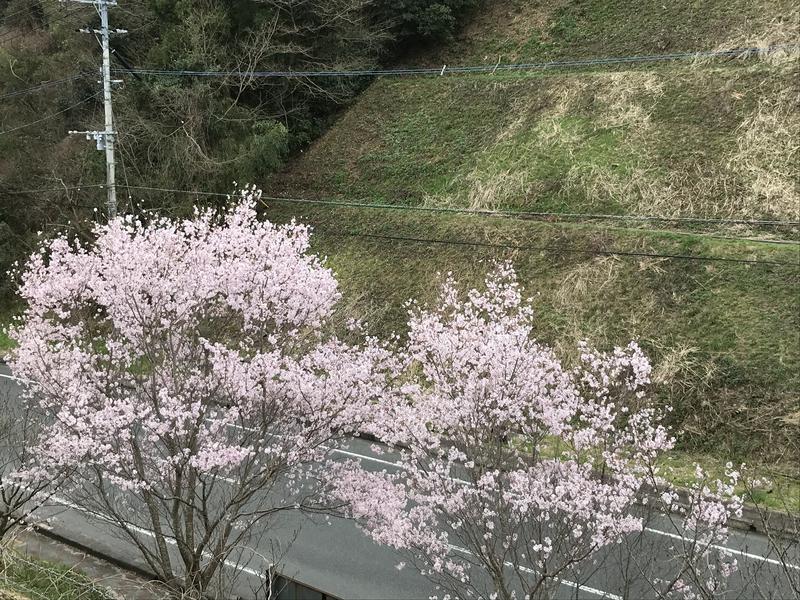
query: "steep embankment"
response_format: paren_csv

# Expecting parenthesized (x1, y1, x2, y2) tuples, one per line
(271, 1, 800, 465)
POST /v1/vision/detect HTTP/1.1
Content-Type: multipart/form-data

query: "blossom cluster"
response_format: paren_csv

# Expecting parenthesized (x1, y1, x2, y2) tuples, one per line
(332, 265, 738, 598)
(8, 200, 743, 598)
(9, 194, 395, 493)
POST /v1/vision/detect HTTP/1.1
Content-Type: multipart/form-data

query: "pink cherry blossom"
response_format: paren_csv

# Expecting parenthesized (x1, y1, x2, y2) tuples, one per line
(8, 192, 395, 596)
(333, 264, 740, 600)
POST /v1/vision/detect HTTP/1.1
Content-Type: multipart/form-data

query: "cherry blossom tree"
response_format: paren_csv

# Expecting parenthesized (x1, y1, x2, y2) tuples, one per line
(332, 264, 742, 600)
(7, 193, 395, 598)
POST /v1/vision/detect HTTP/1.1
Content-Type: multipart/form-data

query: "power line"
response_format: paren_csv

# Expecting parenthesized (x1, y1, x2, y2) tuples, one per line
(112, 105, 134, 213)
(1, 3, 90, 35)
(0, 91, 99, 135)
(113, 44, 798, 80)
(120, 184, 229, 198)
(0, 73, 88, 100)
(0, 4, 92, 46)
(261, 195, 800, 228)
(0, 3, 54, 25)
(318, 230, 799, 267)
(2, 183, 105, 195)
(114, 184, 799, 266)
(120, 185, 800, 229)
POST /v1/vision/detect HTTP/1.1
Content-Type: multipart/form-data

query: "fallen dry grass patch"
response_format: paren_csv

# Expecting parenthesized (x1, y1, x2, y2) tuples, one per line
(593, 72, 666, 129)
(698, 10, 800, 66)
(728, 88, 800, 219)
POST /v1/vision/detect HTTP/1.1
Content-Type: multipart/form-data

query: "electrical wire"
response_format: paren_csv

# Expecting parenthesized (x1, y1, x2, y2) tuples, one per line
(120, 185, 800, 228)
(0, 73, 89, 100)
(112, 105, 135, 213)
(113, 44, 799, 80)
(121, 185, 230, 198)
(115, 184, 799, 266)
(0, 91, 99, 135)
(0, 3, 49, 25)
(1, 184, 106, 195)
(263, 195, 800, 246)
(263, 195, 800, 228)
(318, 230, 799, 267)
(0, 4, 93, 46)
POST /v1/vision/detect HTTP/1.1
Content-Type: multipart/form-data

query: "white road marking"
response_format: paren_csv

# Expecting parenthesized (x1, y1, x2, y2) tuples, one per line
(643, 527, 800, 571)
(4, 371, 794, 569)
(44, 494, 272, 580)
(448, 543, 622, 599)
(0, 372, 36, 385)
(45, 491, 620, 599)
(196, 437, 617, 597)
(281, 431, 799, 570)
(330, 446, 408, 470)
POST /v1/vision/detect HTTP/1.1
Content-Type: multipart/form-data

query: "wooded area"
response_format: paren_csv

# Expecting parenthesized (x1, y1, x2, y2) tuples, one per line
(0, 0, 479, 298)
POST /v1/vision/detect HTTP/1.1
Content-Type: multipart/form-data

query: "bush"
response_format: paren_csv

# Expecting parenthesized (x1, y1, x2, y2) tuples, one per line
(377, 0, 482, 41)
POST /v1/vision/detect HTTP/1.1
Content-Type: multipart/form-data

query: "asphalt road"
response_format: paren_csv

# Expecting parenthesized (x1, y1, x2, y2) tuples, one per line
(1, 366, 798, 599)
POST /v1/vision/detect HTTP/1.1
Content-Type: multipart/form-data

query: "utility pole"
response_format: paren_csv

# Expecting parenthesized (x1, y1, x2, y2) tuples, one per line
(66, 0, 125, 219)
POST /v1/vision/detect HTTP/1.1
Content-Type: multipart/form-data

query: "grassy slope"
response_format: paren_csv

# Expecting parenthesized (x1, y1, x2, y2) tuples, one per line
(0, 553, 114, 600)
(266, 0, 800, 476)
(0, 306, 17, 358)
(274, 63, 798, 222)
(421, 0, 798, 64)
(264, 204, 799, 458)
(274, 0, 799, 220)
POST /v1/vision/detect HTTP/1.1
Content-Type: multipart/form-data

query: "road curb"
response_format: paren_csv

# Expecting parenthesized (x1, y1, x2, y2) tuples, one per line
(358, 431, 799, 539)
(639, 483, 798, 539)
(29, 522, 161, 588)
(738, 504, 797, 538)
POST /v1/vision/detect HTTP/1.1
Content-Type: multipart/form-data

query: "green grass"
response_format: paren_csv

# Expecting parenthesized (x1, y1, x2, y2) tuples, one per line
(0, 552, 116, 600)
(658, 451, 800, 513)
(265, 0, 800, 471)
(258, 202, 800, 464)
(0, 309, 18, 358)
(0, 334, 14, 360)
(513, 434, 800, 513)
(428, 0, 798, 65)
(272, 63, 799, 223)
(0, 332, 13, 356)
(3, 0, 795, 513)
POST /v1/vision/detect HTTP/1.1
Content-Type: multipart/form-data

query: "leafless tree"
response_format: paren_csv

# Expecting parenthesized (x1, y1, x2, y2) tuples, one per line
(0, 381, 65, 541)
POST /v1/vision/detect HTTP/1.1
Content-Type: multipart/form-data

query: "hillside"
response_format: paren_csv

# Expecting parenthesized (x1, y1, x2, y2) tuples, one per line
(265, 0, 800, 465)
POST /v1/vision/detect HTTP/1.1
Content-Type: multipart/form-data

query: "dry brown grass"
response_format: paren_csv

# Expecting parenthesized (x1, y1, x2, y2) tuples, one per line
(650, 340, 718, 392)
(566, 118, 799, 221)
(592, 72, 666, 129)
(462, 169, 532, 210)
(628, 166, 743, 219)
(461, 60, 798, 221)
(530, 71, 664, 128)
(548, 256, 661, 362)
(553, 255, 622, 307)
(563, 164, 712, 218)
(544, 80, 591, 119)
(444, 0, 569, 64)
(698, 11, 800, 66)
(443, 72, 669, 211)
(728, 88, 800, 219)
